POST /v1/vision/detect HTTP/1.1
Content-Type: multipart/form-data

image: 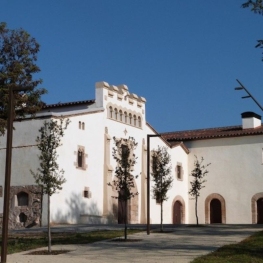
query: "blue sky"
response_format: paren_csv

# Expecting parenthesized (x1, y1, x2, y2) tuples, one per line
(1, 1, 263, 132)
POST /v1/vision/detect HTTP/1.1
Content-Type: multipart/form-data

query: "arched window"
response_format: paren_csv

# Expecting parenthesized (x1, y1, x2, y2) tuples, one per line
(78, 149, 83, 168)
(79, 121, 81, 129)
(129, 113, 132, 125)
(124, 112, 127, 123)
(109, 106, 113, 118)
(17, 192, 29, 206)
(114, 108, 118, 120)
(119, 110, 123, 122)
(133, 115, 137, 126)
(138, 116, 141, 128)
(82, 122, 85, 130)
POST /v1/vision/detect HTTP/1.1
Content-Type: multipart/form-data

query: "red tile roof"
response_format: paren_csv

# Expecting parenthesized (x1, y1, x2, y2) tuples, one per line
(43, 99, 95, 109)
(161, 124, 263, 142)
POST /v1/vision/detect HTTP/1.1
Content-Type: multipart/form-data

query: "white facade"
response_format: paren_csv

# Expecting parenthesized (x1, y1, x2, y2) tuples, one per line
(0, 81, 263, 228)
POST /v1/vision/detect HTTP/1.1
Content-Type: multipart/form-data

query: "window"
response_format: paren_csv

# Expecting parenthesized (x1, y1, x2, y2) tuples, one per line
(109, 106, 113, 118)
(129, 113, 132, 125)
(78, 149, 83, 168)
(119, 110, 123, 122)
(83, 187, 92, 198)
(133, 115, 137, 126)
(75, 146, 87, 170)
(121, 144, 129, 159)
(124, 112, 127, 123)
(114, 108, 118, 120)
(17, 192, 29, 206)
(176, 165, 182, 180)
(138, 116, 141, 128)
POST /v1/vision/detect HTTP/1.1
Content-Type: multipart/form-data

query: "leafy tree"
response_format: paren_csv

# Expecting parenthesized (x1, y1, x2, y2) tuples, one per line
(242, 1, 263, 60)
(108, 137, 138, 240)
(151, 146, 173, 232)
(31, 118, 70, 253)
(0, 22, 46, 136)
(189, 156, 210, 225)
(242, 0, 263, 13)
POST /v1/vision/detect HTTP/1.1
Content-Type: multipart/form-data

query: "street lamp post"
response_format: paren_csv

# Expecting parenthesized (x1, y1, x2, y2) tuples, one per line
(147, 134, 162, 235)
(1, 86, 31, 263)
(235, 79, 263, 111)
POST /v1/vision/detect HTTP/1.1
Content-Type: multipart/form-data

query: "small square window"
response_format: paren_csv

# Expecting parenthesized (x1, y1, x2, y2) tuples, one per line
(83, 188, 91, 198)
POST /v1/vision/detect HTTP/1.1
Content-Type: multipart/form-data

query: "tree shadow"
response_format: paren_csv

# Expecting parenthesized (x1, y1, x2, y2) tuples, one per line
(52, 192, 116, 224)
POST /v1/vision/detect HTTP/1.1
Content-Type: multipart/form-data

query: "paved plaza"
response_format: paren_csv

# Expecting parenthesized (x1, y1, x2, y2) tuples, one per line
(6, 224, 263, 263)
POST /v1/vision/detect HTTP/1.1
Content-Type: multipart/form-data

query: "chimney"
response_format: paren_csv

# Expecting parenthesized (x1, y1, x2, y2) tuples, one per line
(241, 112, 261, 129)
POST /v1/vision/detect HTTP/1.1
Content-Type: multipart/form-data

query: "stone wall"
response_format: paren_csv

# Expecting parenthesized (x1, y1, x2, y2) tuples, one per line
(5, 185, 42, 229)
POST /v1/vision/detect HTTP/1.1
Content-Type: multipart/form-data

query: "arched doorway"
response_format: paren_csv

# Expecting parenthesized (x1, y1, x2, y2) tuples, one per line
(205, 193, 226, 224)
(257, 198, 263, 224)
(114, 181, 139, 224)
(251, 193, 263, 224)
(173, 201, 183, 224)
(172, 196, 185, 224)
(19, 213, 27, 226)
(210, 199, 222, 223)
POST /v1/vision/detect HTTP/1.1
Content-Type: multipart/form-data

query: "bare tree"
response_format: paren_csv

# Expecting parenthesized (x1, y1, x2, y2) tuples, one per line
(189, 156, 210, 225)
(31, 118, 70, 253)
(108, 137, 138, 240)
(151, 146, 173, 232)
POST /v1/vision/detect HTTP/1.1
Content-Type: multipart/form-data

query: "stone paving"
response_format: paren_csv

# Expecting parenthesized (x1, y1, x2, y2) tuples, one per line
(6, 224, 263, 263)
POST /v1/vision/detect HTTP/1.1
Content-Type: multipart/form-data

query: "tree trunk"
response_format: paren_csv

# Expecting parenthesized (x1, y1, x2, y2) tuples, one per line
(160, 175, 163, 232)
(48, 194, 51, 253)
(40, 187, 43, 227)
(161, 201, 163, 232)
(124, 199, 127, 240)
(195, 196, 198, 225)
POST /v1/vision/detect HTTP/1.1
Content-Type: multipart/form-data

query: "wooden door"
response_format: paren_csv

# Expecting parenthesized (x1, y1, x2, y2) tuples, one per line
(173, 201, 182, 224)
(257, 198, 263, 224)
(210, 199, 222, 223)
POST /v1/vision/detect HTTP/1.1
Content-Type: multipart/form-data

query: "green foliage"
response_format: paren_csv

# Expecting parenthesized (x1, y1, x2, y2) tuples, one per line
(108, 136, 138, 240)
(151, 146, 173, 203)
(0, 22, 47, 136)
(31, 118, 70, 196)
(189, 156, 210, 198)
(242, 0, 263, 14)
(109, 136, 138, 201)
(242, 1, 263, 60)
(191, 230, 263, 263)
(189, 156, 210, 225)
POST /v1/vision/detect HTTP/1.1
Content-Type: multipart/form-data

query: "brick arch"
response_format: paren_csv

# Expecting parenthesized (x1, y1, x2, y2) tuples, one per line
(205, 193, 226, 224)
(251, 192, 263, 224)
(171, 195, 185, 224)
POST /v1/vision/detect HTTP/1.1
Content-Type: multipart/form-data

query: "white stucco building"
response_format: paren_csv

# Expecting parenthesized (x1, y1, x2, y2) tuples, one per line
(0, 82, 263, 228)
